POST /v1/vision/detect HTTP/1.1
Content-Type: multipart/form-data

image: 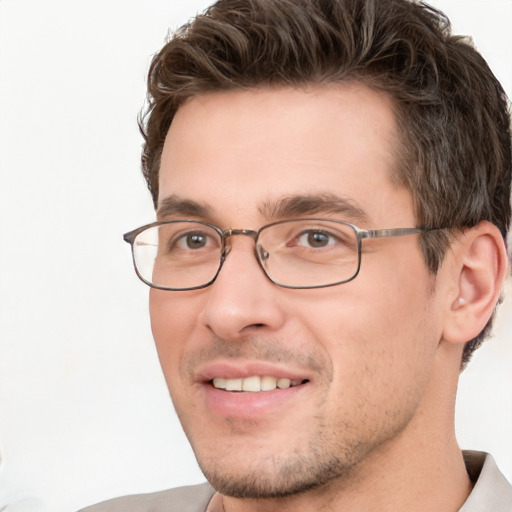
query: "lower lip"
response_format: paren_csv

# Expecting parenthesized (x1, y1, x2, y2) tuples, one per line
(202, 382, 307, 419)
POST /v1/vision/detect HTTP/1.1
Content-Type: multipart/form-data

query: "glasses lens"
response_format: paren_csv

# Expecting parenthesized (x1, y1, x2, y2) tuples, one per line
(132, 222, 222, 290)
(258, 219, 360, 287)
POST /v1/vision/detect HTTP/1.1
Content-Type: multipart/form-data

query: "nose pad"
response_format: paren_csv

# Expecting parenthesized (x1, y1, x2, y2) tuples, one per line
(212, 238, 270, 291)
(217, 229, 263, 278)
(222, 241, 233, 257)
(257, 244, 270, 261)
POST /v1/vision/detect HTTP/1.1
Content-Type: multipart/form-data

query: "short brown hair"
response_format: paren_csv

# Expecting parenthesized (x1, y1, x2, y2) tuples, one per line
(139, 0, 511, 366)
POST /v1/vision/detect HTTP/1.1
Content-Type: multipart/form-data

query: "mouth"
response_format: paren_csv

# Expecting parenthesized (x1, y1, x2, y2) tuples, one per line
(194, 361, 313, 418)
(211, 376, 309, 392)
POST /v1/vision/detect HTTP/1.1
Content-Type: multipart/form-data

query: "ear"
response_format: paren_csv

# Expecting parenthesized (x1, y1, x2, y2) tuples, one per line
(442, 221, 508, 345)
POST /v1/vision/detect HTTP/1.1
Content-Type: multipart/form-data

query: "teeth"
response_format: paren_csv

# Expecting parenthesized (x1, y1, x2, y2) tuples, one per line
(225, 378, 243, 391)
(242, 376, 261, 392)
(261, 376, 277, 391)
(212, 376, 304, 392)
(212, 377, 226, 389)
(277, 378, 291, 389)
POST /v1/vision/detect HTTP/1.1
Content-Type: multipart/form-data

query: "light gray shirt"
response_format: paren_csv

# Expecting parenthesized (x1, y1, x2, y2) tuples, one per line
(78, 451, 512, 512)
(460, 451, 512, 511)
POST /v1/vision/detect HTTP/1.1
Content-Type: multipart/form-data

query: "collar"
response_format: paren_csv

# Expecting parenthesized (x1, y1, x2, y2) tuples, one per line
(459, 451, 512, 511)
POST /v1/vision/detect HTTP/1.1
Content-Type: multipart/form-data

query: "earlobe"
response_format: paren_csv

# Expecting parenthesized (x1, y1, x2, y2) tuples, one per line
(443, 221, 508, 345)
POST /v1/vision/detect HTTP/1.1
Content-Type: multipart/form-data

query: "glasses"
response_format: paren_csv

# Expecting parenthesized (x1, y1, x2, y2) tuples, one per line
(123, 219, 428, 290)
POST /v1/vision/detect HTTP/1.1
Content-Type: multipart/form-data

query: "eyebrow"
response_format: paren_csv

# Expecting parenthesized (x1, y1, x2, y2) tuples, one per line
(156, 195, 212, 220)
(156, 193, 370, 224)
(259, 194, 370, 224)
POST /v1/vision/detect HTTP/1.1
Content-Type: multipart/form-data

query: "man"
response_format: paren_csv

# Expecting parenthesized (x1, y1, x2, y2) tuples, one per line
(81, 0, 512, 510)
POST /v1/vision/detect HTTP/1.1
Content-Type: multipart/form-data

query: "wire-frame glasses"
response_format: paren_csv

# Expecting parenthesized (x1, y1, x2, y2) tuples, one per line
(123, 218, 429, 290)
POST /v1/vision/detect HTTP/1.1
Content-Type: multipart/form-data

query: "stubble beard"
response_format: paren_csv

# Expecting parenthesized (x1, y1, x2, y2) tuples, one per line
(178, 337, 361, 498)
(189, 401, 418, 500)
(175, 336, 420, 500)
(192, 429, 374, 499)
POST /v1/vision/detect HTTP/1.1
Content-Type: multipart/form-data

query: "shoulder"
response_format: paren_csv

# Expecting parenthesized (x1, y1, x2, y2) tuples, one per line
(78, 483, 215, 512)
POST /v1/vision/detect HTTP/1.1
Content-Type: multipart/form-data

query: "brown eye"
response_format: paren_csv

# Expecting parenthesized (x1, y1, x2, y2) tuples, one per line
(172, 230, 215, 251)
(296, 230, 337, 248)
(306, 231, 330, 247)
(185, 233, 207, 249)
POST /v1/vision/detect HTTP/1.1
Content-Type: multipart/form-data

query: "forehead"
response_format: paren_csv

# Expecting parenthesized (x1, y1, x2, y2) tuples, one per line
(158, 84, 414, 227)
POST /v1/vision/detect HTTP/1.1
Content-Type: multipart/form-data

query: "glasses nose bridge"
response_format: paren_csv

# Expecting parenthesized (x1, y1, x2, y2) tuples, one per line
(221, 227, 259, 245)
(220, 228, 263, 263)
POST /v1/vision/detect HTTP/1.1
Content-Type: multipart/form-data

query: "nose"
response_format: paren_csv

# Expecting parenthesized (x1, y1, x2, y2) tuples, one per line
(199, 236, 286, 340)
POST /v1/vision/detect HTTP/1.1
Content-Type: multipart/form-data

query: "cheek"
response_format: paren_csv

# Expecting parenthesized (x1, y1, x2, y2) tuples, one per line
(297, 259, 439, 403)
(149, 290, 202, 378)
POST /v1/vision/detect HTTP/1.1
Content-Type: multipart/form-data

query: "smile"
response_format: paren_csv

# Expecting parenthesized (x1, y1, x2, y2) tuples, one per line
(211, 376, 307, 392)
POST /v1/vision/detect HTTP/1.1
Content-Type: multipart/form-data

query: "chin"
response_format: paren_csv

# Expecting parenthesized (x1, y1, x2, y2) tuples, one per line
(196, 447, 357, 499)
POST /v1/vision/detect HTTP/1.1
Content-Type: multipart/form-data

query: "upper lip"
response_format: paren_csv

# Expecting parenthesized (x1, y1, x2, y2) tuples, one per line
(194, 360, 312, 383)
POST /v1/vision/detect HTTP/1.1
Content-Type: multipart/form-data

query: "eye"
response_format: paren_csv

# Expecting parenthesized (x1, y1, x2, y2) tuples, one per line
(176, 231, 213, 250)
(296, 230, 338, 248)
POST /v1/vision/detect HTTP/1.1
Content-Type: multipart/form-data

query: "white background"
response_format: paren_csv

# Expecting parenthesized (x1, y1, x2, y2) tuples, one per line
(0, 1, 511, 511)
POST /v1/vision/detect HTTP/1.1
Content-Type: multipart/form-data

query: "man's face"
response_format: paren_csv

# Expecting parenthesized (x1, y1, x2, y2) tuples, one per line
(150, 85, 446, 497)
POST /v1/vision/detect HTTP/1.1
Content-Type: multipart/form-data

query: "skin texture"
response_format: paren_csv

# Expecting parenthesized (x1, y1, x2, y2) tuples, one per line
(149, 84, 505, 511)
